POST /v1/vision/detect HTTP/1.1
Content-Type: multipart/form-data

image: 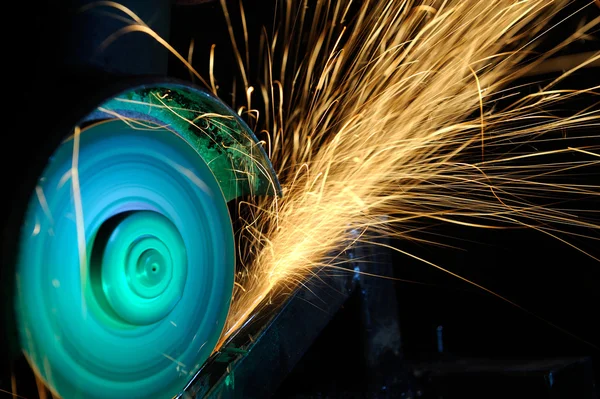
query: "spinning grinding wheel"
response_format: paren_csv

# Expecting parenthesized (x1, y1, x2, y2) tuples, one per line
(10, 83, 280, 399)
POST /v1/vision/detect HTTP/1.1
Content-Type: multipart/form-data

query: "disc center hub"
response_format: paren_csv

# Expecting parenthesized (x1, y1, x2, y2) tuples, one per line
(95, 211, 188, 325)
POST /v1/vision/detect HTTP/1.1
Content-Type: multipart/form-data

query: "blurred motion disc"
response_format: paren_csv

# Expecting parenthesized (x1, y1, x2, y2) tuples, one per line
(15, 120, 234, 399)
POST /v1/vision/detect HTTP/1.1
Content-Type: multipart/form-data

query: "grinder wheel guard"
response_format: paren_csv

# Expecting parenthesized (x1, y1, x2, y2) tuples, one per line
(12, 83, 279, 399)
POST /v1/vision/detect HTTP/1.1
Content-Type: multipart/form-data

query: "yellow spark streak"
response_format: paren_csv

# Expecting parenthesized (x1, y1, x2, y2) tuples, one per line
(72, 126, 87, 319)
(74, 0, 600, 352)
(99, 24, 211, 88)
(0, 389, 26, 399)
(35, 375, 48, 399)
(209, 43, 218, 94)
(220, 0, 249, 89)
(220, 0, 600, 344)
(570, 147, 600, 158)
(10, 370, 18, 399)
(80, 1, 148, 25)
(188, 38, 196, 84)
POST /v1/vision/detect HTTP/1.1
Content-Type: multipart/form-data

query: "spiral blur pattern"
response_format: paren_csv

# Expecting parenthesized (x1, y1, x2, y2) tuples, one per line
(15, 120, 234, 399)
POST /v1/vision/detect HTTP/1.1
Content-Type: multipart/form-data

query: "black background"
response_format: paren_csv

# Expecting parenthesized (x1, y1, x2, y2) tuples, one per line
(2, 0, 600, 398)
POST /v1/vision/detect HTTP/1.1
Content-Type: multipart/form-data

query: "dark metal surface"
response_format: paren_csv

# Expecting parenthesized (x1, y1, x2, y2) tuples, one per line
(182, 235, 413, 398)
(410, 356, 598, 399)
(180, 235, 598, 398)
(184, 266, 355, 399)
(354, 235, 404, 391)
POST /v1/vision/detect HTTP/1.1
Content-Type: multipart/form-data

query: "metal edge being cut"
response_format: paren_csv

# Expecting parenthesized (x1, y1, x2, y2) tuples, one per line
(179, 230, 406, 398)
(181, 261, 357, 398)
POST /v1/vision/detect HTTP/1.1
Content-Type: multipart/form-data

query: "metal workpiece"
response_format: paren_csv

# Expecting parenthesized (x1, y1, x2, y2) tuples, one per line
(409, 356, 598, 399)
(184, 263, 356, 398)
(183, 238, 411, 398)
(352, 236, 407, 393)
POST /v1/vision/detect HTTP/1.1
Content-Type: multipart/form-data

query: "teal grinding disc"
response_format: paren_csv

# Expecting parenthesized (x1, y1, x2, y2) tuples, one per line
(15, 119, 235, 399)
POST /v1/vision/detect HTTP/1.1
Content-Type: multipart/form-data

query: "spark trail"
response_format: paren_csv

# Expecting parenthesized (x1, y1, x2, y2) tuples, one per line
(218, 0, 600, 343)
(43, 0, 600, 351)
